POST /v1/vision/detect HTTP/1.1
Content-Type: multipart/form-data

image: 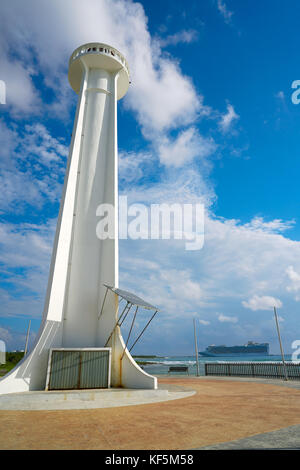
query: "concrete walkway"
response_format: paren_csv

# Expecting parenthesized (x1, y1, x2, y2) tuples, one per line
(0, 385, 195, 410)
(193, 376, 300, 449)
(197, 424, 300, 449)
(1, 376, 300, 449)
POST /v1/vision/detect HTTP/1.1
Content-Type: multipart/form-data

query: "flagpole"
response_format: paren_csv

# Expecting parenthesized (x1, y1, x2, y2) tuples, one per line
(193, 318, 200, 377)
(274, 306, 288, 381)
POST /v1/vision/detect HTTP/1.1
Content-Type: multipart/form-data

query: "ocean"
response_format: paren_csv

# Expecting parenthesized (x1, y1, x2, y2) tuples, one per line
(134, 354, 295, 376)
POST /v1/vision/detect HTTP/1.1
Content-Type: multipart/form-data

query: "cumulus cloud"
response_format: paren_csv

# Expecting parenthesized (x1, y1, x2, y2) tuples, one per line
(0, 57, 41, 116)
(160, 269, 203, 302)
(242, 295, 282, 311)
(0, 0, 207, 135)
(219, 103, 239, 133)
(286, 265, 300, 300)
(218, 313, 238, 323)
(117, 210, 299, 336)
(128, 60, 205, 136)
(158, 127, 216, 168)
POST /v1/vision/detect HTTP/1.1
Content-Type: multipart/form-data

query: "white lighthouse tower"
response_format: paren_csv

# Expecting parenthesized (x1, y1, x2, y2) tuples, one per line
(0, 43, 157, 394)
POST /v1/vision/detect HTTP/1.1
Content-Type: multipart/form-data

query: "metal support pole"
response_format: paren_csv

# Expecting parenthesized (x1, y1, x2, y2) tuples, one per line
(104, 301, 131, 347)
(193, 318, 200, 377)
(119, 303, 133, 327)
(129, 310, 158, 353)
(274, 306, 288, 381)
(118, 301, 131, 324)
(24, 320, 31, 356)
(121, 306, 138, 360)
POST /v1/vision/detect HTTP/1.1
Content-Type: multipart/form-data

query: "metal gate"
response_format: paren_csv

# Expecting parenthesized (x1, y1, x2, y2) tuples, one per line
(46, 348, 111, 390)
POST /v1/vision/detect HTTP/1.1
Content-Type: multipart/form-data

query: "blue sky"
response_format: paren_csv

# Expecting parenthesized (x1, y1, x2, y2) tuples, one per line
(1, 0, 300, 355)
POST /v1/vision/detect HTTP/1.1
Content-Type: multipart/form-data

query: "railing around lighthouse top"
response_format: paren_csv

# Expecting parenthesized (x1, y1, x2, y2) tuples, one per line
(69, 43, 130, 78)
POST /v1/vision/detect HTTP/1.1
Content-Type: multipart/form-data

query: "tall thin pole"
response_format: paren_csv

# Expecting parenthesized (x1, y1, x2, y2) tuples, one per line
(193, 319, 200, 377)
(24, 320, 31, 356)
(274, 306, 288, 381)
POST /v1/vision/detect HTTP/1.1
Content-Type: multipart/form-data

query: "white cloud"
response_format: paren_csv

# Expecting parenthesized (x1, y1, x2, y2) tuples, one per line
(158, 127, 216, 168)
(0, 121, 67, 212)
(286, 265, 300, 300)
(119, 211, 300, 336)
(0, 219, 57, 323)
(0, 119, 18, 163)
(119, 151, 152, 183)
(243, 217, 294, 234)
(0, 56, 41, 115)
(275, 91, 285, 100)
(158, 29, 199, 47)
(0, 324, 36, 351)
(122, 165, 216, 209)
(217, 0, 234, 24)
(0, 327, 13, 344)
(198, 319, 210, 325)
(0, 0, 207, 135)
(219, 103, 239, 133)
(22, 123, 69, 165)
(218, 313, 238, 323)
(160, 269, 203, 302)
(0, 220, 55, 270)
(127, 59, 206, 136)
(242, 295, 282, 311)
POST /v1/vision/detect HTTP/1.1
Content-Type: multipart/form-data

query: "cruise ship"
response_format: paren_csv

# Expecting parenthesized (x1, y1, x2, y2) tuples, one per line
(199, 341, 269, 357)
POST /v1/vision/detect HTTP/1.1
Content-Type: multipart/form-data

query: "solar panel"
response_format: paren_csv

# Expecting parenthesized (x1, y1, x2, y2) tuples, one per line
(103, 284, 158, 311)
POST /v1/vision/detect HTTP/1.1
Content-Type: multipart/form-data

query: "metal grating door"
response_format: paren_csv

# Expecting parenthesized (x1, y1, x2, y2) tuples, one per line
(47, 349, 111, 390)
(80, 350, 110, 388)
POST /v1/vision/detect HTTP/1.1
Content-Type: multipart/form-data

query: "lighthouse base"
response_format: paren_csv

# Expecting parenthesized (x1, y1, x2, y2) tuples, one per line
(0, 319, 157, 396)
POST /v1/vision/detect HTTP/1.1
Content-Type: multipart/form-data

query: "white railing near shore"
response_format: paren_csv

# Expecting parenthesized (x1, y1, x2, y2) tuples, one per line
(204, 362, 300, 380)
